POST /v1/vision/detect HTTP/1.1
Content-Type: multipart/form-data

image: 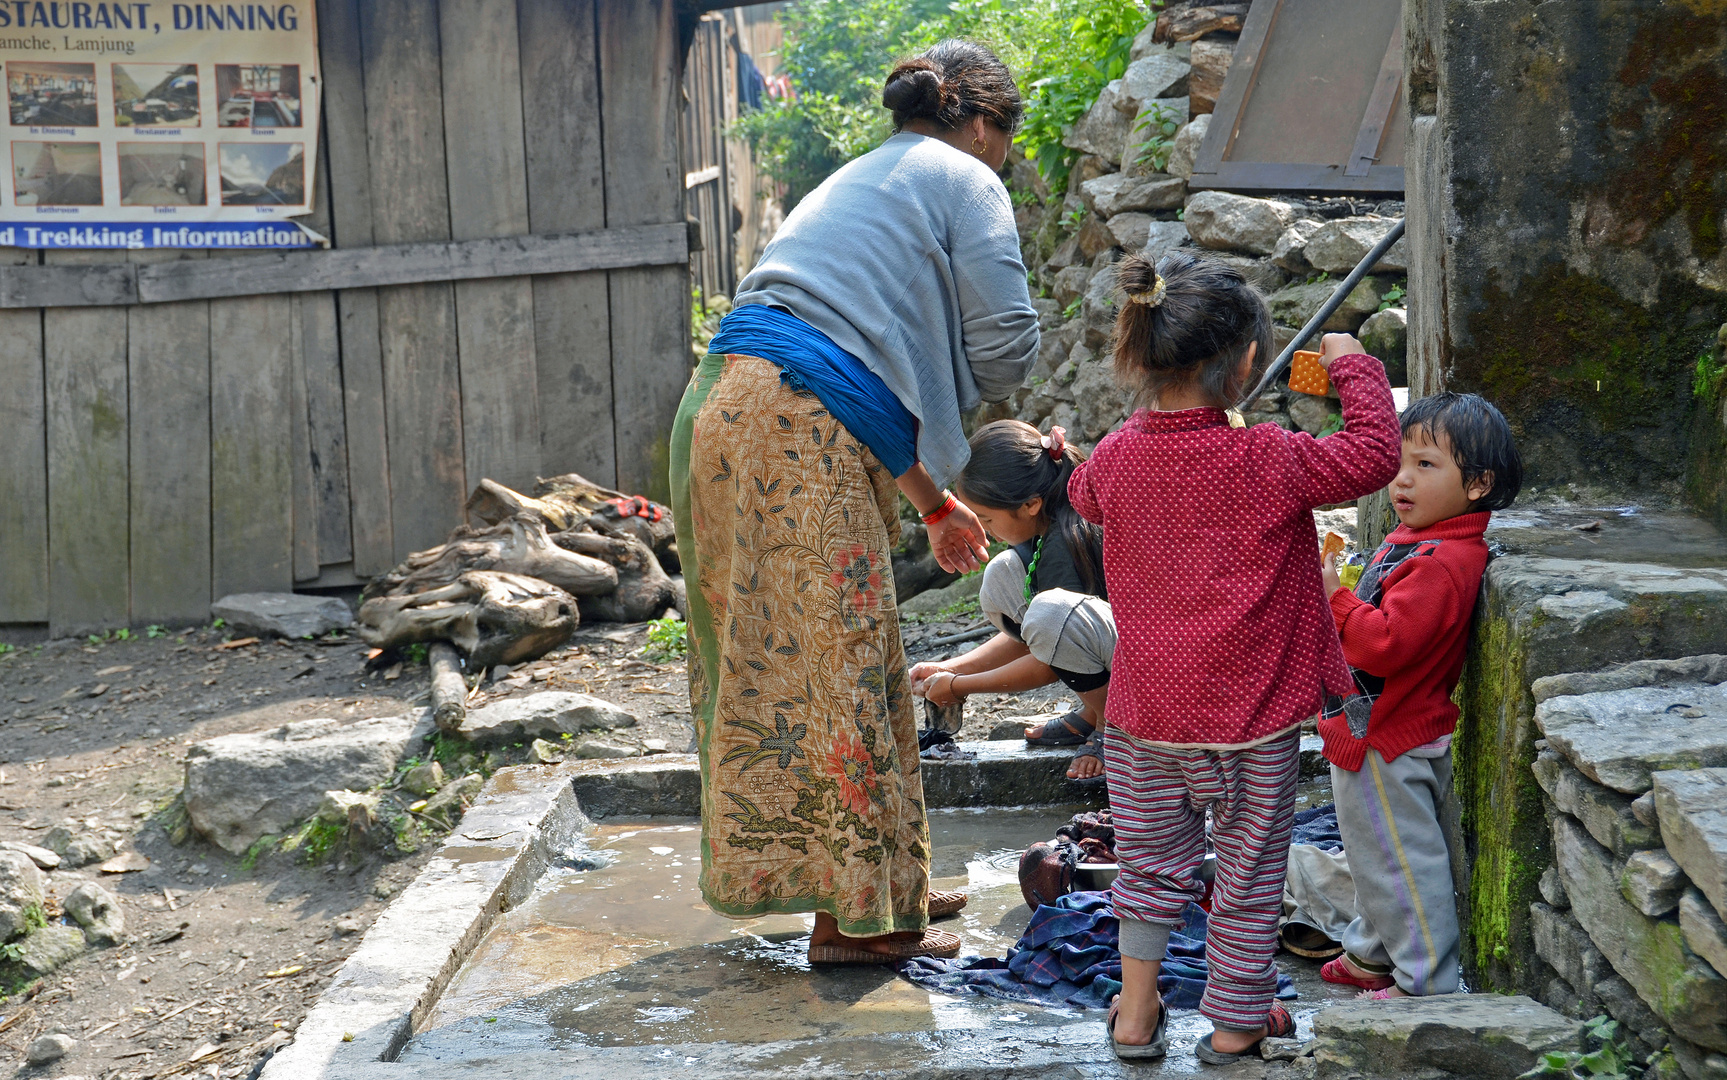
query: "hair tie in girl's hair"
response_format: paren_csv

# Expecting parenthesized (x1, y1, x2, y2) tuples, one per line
(1127, 274, 1167, 307)
(1040, 425, 1066, 460)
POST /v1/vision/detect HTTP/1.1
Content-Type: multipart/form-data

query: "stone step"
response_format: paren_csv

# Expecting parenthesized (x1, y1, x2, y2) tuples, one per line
(1655, 769, 1727, 925)
(1312, 993, 1581, 1079)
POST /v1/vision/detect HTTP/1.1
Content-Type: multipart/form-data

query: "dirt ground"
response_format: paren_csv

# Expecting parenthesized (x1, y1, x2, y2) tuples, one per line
(0, 599, 1068, 1080)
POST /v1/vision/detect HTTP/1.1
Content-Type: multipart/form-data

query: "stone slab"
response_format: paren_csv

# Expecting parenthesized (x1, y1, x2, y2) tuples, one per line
(1533, 749, 1661, 856)
(1655, 769, 1727, 923)
(184, 712, 432, 855)
(12, 922, 85, 975)
(1682, 887, 1727, 979)
(1553, 814, 1727, 1051)
(564, 742, 1095, 820)
(1623, 849, 1690, 918)
(457, 691, 637, 748)
(1531, 901, 1610, 993)
(212, 592, 354, 639)
(0, 848, 45, 941)
(1532, 654, 1727, 704)
(1311, 993, 1580, 1080)
(257, 763, 588, 1080)
(1535, 681, 1727, 795)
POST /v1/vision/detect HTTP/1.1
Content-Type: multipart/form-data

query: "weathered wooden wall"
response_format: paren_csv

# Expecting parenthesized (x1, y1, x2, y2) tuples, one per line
(0, 0, 691, 638)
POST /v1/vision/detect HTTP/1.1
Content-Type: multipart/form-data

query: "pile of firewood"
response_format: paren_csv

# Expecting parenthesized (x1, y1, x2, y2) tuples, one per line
(356, 472, 683, 672)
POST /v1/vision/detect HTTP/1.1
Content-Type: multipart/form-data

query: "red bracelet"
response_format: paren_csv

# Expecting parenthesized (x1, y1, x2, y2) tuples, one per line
(921, 492, 959, 526)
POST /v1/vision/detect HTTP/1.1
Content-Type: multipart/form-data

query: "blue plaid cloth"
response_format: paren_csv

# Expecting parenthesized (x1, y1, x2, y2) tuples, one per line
(1291, 803, 1342, 852)
(899, 891, 1297, 1011)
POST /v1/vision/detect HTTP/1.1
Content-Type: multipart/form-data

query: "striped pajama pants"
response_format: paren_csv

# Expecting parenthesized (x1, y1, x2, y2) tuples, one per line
(1104, 727, 1301, 1031)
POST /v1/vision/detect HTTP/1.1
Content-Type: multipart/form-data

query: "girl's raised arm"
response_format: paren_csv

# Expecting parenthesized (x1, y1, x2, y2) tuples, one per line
(1283, 344, 1401, 510)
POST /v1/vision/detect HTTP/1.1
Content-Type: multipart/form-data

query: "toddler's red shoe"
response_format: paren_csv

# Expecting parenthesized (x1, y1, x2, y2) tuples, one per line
(1321, 955, 1395, 991)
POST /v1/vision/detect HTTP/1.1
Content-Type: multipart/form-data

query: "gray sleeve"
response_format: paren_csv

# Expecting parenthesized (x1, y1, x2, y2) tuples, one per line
(950, 184, 1040, 403)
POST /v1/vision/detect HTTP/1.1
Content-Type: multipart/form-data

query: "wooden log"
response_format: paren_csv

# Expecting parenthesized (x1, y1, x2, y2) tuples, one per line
(428, 641, 468, 733)
(519, 0, 618, 485)
(367, 517, 618, 599)
(289, 294, 321, 581)
(1153, 4, 1248, 43)
(360, 0, 467, 561)
(45, 250, 130, 636)
(299, 290, 353, 565)
(555, 530, 676, 624)
(357, 571, 576, 671)
(0, 246, 48, 624)
(127, 249, 212, 625)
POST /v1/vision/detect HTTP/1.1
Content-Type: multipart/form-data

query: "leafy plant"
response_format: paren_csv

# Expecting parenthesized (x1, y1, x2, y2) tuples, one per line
(238, 834, 280, 872)
(281, 818, 344, 864)
(1318, 411, 1345, 438)
(1694, 348, 1727, 401)
(402, 642, 429, 666)
(211, 617, 226, 630)
(145, 624, 167, 638)
(643, 616, 689, 662)
(1130, 99, 1184, 173)
(1377, 283, 1407, 312)
(1519, 1016, 1637, 1080)
(1062, 295, 1084, 320)
(0, 643, 13, 659)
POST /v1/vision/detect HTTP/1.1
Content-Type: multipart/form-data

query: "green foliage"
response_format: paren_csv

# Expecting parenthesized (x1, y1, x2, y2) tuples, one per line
(1378, 282, 1407, 312)
(211, 617, 226, 630)
(238, 834, 280, 872)
(281, 818, 344, 864)
(402, 642, 429, 666)
(1694, 348, 1727, 401)
(643, 616, 689, 662)
(0, 643, 13, 659)
(145, 624, 167, 638)
(1130, 99, 1184, 174)
(732, 0, 1156, 207)
(1318, 411, 1345, 438)
(1061, 294, 1084, 320)
(692, 288, 731, 352)
(1519, 1016, 1637, 1080)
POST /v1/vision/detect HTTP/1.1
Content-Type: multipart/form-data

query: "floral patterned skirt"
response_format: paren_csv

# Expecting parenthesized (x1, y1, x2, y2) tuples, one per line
(669, 353, 931, 938)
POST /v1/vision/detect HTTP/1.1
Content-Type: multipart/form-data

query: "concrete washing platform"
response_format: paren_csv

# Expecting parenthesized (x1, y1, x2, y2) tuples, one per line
(262, 744, 1347, 1080)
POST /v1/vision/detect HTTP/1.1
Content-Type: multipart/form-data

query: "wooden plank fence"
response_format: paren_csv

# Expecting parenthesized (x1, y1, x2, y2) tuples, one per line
(0, 0, 693, 637)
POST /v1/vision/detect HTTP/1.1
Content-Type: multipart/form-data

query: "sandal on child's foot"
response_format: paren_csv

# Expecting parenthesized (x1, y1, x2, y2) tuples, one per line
(1193, 1003, 1294, 1065)
(1106, 996, 1168, 1061)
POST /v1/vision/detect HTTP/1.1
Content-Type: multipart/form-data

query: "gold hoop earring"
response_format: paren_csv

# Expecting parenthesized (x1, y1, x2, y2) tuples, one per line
(972, 135, 987, 155)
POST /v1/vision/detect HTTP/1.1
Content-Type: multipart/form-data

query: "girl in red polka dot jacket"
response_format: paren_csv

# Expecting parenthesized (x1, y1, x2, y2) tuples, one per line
(1067, 250, 1401, 1064)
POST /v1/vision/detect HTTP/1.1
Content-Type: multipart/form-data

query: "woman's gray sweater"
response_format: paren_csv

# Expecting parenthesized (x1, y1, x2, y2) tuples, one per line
(732, 131, 1040, 489)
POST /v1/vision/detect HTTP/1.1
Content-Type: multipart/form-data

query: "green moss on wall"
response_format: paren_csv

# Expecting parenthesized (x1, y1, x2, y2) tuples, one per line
(1454, 607, 1549, 991)
(1685, 326, 1727, 530)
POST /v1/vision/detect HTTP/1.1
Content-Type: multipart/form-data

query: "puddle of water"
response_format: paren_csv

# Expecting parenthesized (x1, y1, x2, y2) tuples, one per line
(402, 804, 1358, 1075)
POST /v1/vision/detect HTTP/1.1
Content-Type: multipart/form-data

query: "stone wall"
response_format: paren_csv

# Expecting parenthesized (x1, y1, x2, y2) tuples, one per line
(999, 20, 1410, 454)
(1404, 0, 1727, 514)
(1523, 658, 1727, 1079)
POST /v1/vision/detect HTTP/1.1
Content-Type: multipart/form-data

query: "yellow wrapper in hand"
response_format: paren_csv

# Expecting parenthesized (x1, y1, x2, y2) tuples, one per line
(1338, 563, 1364, 590)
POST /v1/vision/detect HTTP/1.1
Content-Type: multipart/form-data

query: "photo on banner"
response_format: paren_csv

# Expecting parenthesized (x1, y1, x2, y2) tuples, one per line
(0, 4, 321, 249)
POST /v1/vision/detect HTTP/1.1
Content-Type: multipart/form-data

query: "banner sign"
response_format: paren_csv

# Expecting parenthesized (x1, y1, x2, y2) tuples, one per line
(1, 3, 321, 248)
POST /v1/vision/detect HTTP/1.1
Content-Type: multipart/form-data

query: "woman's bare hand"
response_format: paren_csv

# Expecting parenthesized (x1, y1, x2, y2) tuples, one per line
(928, 502, 989, 573)
(924, 670, 965, 706)
(908, 661, 949, 696)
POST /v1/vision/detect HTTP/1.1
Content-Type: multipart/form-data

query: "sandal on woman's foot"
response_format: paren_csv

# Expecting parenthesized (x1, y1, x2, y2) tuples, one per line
(1280, 922, 1344, 960)
(1321, 955, 1394, 991)
(1025, 709, 1095, 746)
(807, 927, 961, 965)
(928, 890, 968, 918)
(1193, 1003, 1294, 1065)
(1067, 730, 1107, 785)
(1106, 996, 1168, 1060)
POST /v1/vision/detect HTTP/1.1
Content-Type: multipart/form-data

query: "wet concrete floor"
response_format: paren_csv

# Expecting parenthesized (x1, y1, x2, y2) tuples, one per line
(400, 800, 1353, 1077)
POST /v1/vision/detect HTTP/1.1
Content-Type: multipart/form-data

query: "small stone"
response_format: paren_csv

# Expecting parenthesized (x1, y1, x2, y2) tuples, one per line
(575, 737, 640, 760)
(1165, 114, 1210, 180)
(1358, 307, 1408, 380)
(1116, 53, 1190, 112)
(990, 716, 1049, 741)
(1622, 849, 1690, 917)
(1303, 216, 1410, 273)
(1083, 173, 1186, 218)
(331, 915, 363, 937)
(314, 790, 380, 828)
(1074, 216, 1118, 263)
(1654, 768, 1727, 923)
(1682, 887, 1727, 978)
(98, 849, 151, 874)
(1540, 865, 1570, 910)
(1062, 80, 1135, 164)
(530, 738, 565, 764)
(43, 825, 113, 868)
(1260, 1036, 1312, 1061)
(459, 692, 639, 748)
(1288, 392, 1334, 436)
(0, 850, 46, 941)
(211, 592, 353, 639)
(1183, 190, 1294, 255)
(0, 839, 58, 871)
(12, 923, 86, 975)
(63, 882, 125, 945)
(1271, 220, 1324, 274)
(421, 773, 485, 826)
(1311, 994, 1581, 1079)
(641, 739, 670, 755)
(399, 760, 446, 796)
(26, 1032, 76, 1065)
(1267, 278, 1382, 334)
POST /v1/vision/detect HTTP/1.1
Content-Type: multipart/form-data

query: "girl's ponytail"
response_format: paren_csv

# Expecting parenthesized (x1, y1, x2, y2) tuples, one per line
(1112, 250, 1272, 410)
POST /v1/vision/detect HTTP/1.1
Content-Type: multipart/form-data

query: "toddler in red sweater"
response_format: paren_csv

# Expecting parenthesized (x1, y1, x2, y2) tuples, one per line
(1317, 392, 1523, 999)
(1068, 252, 1400, 1064)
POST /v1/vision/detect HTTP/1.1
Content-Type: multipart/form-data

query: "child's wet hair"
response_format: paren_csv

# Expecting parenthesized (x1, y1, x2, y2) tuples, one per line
(958, 420, 1102, 593)
(1112, 250, 1273, 410)
(1401, 392, 1523, 512)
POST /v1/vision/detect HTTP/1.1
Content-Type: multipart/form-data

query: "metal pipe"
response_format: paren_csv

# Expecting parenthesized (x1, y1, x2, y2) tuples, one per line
(1237, 217, 1406, 411)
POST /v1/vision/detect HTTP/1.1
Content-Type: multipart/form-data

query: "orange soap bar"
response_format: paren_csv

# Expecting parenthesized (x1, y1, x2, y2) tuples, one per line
(1289, 350, 1329, 396)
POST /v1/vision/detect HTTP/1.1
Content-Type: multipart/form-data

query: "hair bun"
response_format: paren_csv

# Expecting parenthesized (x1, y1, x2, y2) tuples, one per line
(882, 63, 946, 124)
